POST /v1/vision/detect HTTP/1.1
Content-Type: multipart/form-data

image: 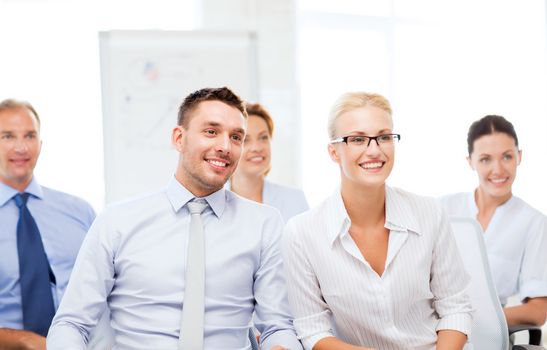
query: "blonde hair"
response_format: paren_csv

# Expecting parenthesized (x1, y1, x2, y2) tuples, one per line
(245, 102, 274, 138)
(327, 92, 392, 139)
(244, 102, 275, 176)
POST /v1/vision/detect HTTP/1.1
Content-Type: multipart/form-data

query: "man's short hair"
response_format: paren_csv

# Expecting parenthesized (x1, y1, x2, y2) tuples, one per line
(177, 87, 247, 128)
(0, 98, 41, 127)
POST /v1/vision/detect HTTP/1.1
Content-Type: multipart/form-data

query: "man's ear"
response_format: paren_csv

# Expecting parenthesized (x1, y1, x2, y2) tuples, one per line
(328, 143, 340, 164)
(172, 125, 184, 152)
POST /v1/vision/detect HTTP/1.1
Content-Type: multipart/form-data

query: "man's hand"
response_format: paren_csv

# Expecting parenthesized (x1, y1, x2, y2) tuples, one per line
(17, 332, 46, 350)
(0, 328, 46, 350)
(270, 346, 288, 350)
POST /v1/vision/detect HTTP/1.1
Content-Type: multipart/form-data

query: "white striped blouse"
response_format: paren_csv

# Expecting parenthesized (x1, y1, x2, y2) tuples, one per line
(282, 186, 473, 350)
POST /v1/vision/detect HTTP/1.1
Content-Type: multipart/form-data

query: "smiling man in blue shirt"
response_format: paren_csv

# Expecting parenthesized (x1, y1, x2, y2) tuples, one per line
(47, 87, 301, 350)
(0, 99, 96, 349)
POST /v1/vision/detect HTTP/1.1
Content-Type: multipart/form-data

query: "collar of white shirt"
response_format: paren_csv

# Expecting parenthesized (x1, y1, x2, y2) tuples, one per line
(325, 185, 423, 246)
(165, 176, 226, 218)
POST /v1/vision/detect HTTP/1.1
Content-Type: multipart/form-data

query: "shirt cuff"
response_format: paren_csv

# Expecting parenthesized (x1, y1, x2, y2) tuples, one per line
(436, 313, 472, 336)
(260, 329, 303, 350)
(301, 331, 334, 350)
(519, 279, 547, 301)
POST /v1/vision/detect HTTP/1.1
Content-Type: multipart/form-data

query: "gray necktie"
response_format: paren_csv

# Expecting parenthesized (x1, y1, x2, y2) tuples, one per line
(179, 199, 208, 350)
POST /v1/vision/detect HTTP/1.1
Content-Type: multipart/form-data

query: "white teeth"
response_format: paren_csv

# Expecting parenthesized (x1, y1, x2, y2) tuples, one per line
(491, 178, 507, 184)
(362, 162, 383, 169)
(208, 160, 227, 167)
(248, 156, 264, 162)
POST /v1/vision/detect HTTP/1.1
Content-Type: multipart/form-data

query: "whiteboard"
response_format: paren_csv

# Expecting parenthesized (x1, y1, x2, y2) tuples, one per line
(99, 30, 258, 203)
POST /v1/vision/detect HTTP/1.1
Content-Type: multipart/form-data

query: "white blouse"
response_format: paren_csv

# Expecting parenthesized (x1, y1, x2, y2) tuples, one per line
(439, 192, 547, 305)
(283, 186, 473, 350)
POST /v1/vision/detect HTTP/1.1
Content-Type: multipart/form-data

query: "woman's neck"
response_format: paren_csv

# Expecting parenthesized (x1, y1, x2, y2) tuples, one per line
(230, 172, 265, 203)
(474, 187, 512, 212)
(474, 187, 512, 231)
(341, 181, 386, 228)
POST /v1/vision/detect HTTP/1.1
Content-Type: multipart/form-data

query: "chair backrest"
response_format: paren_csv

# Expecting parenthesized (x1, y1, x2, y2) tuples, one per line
(248, 327, 259, 350)
(449, 217, 510, 350)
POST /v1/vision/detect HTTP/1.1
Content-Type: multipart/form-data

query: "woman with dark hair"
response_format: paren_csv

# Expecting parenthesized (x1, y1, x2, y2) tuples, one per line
(230, 102, 308, 222)
(440, 115, 547, 327)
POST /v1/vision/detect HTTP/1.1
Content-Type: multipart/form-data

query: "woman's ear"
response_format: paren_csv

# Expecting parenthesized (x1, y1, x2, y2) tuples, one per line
(467, 155, 474, 170)
(328, 143, 340, 164)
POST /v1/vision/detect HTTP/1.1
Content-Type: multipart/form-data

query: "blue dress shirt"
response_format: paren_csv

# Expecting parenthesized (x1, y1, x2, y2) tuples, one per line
(47, 177, 301, 350)
(0, 178, 96, 329)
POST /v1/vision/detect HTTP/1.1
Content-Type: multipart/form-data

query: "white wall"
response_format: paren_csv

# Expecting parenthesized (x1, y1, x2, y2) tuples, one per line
(0, 0, 301, 210)
(201, 0, 301, 188)
(298, 0, 547, 215)
(0, 0, 199, 210)
(1, 0, 545, 213)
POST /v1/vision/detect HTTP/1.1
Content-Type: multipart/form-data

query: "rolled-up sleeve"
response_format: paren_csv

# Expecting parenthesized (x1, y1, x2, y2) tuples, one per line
(431, 210, 473, 335)
(282, 220, 334, 350)
(519, 215, 547, 301)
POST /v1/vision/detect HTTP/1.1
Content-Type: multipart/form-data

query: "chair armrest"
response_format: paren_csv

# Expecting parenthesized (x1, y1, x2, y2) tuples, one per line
(512, 345, 546, 350)
(509, 325, 543, 346)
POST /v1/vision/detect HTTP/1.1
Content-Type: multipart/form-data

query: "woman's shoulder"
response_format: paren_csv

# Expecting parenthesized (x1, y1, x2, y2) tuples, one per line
(385, 186, 448, 236)
(506, 195, 546, 222)
(265, 180, 306, 198)
(287, 195, 327, 223)
(264, 180, 309, 214)
(437, 192, 474, 217)
(285, 193, 337, 235)
(438, 192, 470, 205)
(387, 186, 441, 211)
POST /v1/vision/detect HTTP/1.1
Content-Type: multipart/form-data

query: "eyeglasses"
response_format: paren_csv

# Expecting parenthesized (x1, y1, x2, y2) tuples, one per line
(330, 133, 401, 147)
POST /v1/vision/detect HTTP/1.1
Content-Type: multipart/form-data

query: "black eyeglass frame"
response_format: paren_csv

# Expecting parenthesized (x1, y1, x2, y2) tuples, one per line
(329, 133, 401, 147)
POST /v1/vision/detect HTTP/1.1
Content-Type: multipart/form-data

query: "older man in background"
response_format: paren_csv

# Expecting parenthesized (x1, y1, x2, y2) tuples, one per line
(0, 99, 96, 349)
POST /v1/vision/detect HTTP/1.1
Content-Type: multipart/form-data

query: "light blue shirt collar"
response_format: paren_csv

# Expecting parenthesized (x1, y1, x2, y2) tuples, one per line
(165, 176, 226, 218)
(0, 177, 44, 207)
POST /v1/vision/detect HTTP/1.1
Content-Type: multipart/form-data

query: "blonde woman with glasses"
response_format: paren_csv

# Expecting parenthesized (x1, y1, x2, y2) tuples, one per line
(282, 92, 473, 350)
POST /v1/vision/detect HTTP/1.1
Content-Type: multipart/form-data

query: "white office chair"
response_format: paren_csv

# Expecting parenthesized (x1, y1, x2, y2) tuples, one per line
(449, 217, 544, 350)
